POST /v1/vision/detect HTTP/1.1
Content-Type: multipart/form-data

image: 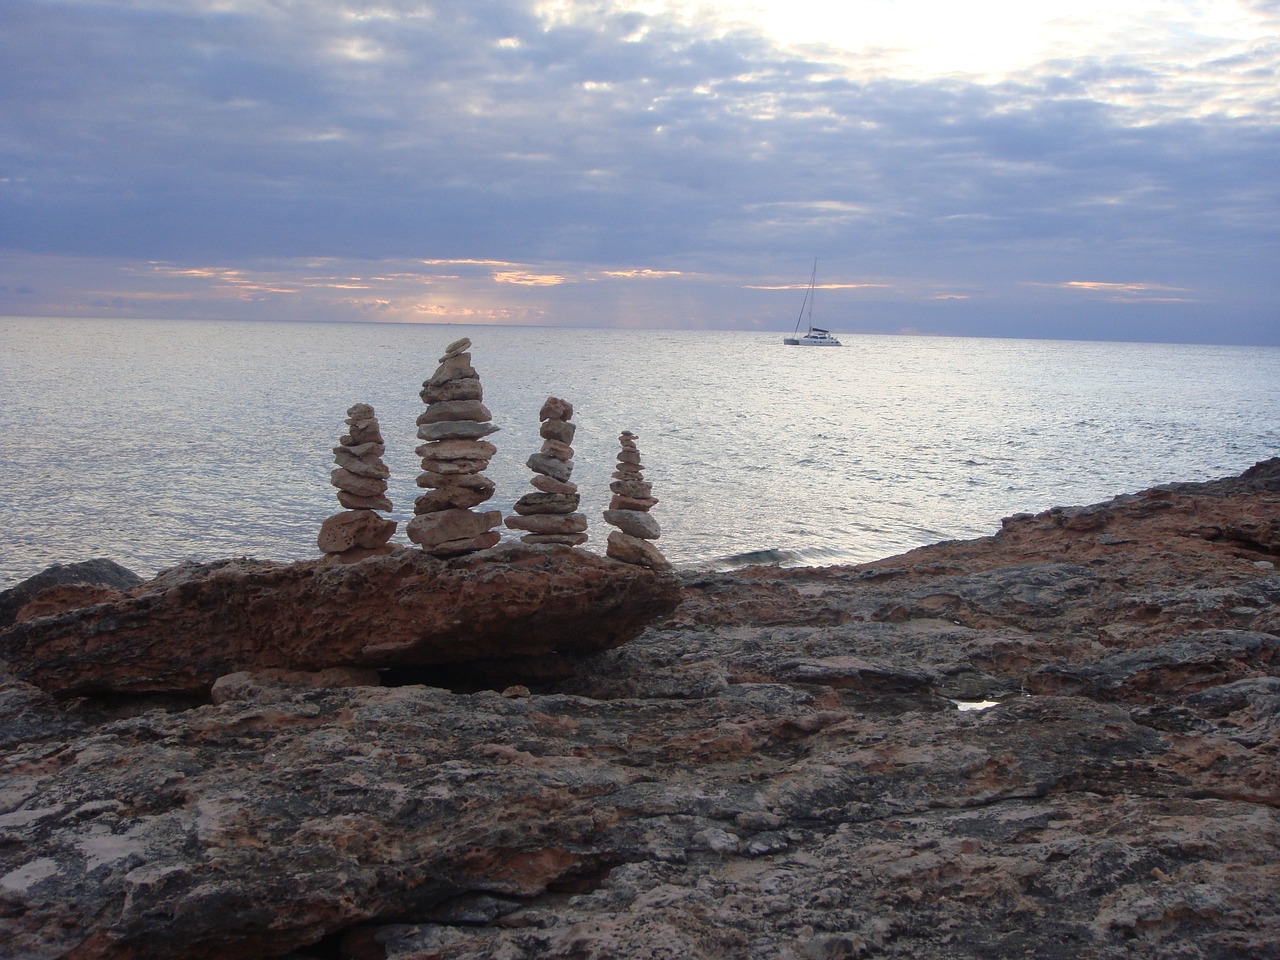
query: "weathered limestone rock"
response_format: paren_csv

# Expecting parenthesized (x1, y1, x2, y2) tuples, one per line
(505, 513, 589, 535)
(336, 489, 394, 511)
(317, 509, 399, 554)
(606, 529, 670, 571)
(332, 448, 390, 478)
(525, 452, 573, 483)
(531, 474, 577, 495)
(417, 399, 492, 424)
(604, 430, 669, 570)
(513, 492, 581, 515)
(420, 377, 483, 403)
(406, 508, 504, 547)
(539, 396, 573, 422)
(416, 420, 500, 442)
(321, 404, 397, 562)
(0, 544, 682, 697)
(0, 558, 142, 629)
(413, 484, 494, 513)
(521, 533, 589, 546)
(209, 666, 382, 704)
(414, 438, 498, 462)
(610, 493, 660, 511)
(1, 462, 1279, 960)
(505, 397, 588, 546)
(603, 507, 661, 540)
(540, 418, 575, 445)
(409, 339, 502, 556)
(330, 467, 388, 500)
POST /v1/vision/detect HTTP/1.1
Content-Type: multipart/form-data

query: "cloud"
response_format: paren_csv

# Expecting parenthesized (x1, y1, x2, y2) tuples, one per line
(493, 270, 570, 286)
(0, 0, 1277, 343)
(1056, 280, 1198, 303)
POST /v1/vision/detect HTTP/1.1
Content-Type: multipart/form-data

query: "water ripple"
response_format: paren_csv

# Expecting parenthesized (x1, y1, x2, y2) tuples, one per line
(1, 318, 1278, 583)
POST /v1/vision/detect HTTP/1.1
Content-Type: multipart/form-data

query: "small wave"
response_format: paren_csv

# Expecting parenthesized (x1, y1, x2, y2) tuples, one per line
(699, 547, 805, 571)
(692, 542, 874, 572)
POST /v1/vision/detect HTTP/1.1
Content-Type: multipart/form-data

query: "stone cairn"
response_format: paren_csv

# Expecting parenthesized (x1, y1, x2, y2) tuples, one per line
(406, 337, 503, 556)
(319, 403, 398, 562)
(504, 397, 589, 546)
(603, 430, 670, 571)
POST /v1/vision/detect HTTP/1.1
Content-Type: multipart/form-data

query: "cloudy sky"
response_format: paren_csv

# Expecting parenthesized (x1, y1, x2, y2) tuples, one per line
(2, 0, 1277, 343)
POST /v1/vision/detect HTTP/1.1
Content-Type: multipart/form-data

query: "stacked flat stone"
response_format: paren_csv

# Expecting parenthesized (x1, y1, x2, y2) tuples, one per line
(603, 430, 670, 571)
(504, 397, 588, 546)
(319, 403, 398, 562)
(406, 338, 503, 556)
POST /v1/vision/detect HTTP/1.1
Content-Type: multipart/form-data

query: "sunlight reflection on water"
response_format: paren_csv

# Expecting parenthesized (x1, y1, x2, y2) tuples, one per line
(2, 317, 1277, 583)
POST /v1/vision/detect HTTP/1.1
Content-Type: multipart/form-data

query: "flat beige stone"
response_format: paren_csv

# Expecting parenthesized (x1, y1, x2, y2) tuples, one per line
(531, 475, 578, 495)
(606, 530, 671, 571)
(604, 509, 660, 540)
(417, 400, 492, 425)
(331, 468, 388, 498)
(318, 510, 397, 553)
(407, 509, 502, 548)
(415, 439, 498, 461)
(504, 513, 588, 535)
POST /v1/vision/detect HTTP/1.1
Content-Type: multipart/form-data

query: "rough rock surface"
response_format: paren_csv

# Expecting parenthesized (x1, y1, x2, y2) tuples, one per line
(1, 459, 1277, 960)
(0, 558, 142, 630)
(0, 545, 681, 697)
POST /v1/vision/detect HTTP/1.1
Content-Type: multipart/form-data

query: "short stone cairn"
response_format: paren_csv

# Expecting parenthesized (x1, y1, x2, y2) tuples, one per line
(406, 337, 503, 556)
(603, 430, 670, 571)
(319, 403, 398, 562)
(504, 397, 589, 546)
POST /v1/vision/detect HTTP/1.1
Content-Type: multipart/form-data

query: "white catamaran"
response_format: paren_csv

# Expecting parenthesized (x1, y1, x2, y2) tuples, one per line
(783, 260, 842, 347)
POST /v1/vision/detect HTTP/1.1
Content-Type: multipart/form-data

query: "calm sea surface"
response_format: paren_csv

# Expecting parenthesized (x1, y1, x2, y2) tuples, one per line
(2, 316, 1277, 585)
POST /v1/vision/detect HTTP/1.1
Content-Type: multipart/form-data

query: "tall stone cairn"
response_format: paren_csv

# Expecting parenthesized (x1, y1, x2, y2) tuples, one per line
(319, 403, 398, 562)
(603, 430, 671, 571)
(504, 397, 589, 546)
(406, 337, 503, 556)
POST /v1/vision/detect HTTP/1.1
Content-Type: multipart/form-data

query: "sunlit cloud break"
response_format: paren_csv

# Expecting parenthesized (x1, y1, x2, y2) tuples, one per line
(493, 271, 571, 286)
(1059, 281, 1198, 303)
(603, 269, 684, 279)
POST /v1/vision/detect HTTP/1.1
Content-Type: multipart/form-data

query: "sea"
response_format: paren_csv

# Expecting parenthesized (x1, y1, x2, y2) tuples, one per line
(2, 315, 1278, 587)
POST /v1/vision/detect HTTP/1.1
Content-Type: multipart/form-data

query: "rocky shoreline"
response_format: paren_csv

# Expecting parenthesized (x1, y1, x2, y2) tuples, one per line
(1, 460, 1277, 959)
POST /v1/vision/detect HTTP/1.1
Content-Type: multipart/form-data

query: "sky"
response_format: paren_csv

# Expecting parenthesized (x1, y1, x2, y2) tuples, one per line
(2, 0, 1278, 344)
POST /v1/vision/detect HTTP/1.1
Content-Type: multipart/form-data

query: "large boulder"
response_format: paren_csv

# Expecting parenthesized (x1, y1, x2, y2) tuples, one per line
(0, 545, 682, 697)
(0, 558, 142, 630)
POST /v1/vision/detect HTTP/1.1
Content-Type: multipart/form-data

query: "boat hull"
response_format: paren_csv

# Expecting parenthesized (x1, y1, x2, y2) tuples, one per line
(789, 328, 843, 346)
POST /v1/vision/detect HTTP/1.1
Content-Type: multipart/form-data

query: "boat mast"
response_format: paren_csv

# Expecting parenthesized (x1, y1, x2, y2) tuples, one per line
(794, 259, 817, 335)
